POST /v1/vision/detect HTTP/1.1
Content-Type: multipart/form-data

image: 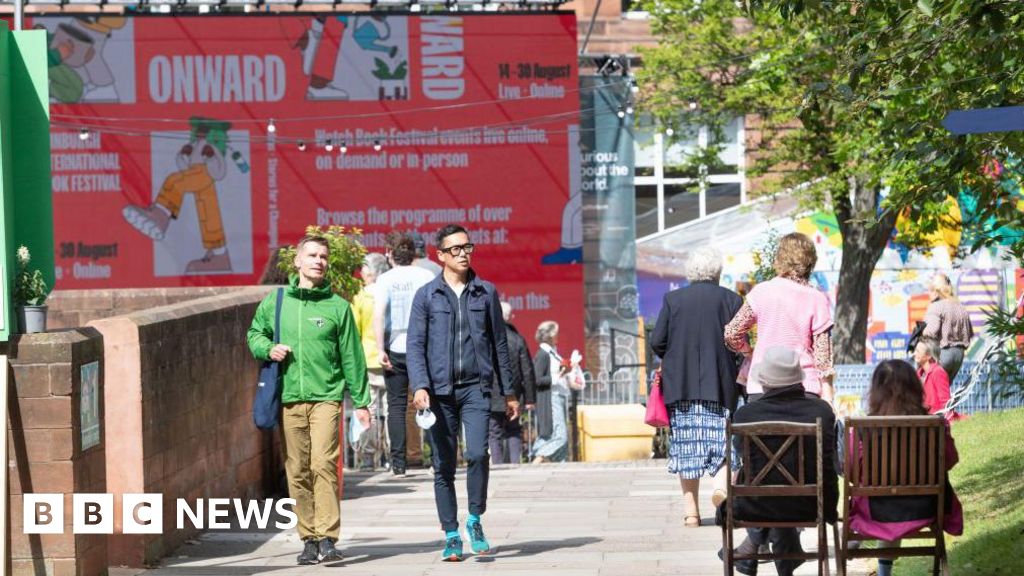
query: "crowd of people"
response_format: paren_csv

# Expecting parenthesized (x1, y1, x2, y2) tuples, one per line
(651, 232, 970, 576)
(246, 226, 971, 570)
(247, 225, 574, 565)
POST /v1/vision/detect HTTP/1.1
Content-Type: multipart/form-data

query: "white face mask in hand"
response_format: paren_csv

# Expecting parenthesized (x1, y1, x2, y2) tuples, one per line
(416, 408, 436, 430)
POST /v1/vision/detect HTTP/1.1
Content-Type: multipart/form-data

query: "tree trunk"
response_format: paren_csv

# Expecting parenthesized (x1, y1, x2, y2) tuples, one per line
(833, 179, 899, 365)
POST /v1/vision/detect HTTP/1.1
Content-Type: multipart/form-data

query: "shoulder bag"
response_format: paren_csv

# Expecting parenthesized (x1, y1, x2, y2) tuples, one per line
(253, 288, 285, 430)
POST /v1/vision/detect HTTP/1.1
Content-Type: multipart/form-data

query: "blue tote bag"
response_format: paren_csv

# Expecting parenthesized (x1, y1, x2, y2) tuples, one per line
(253, 288, 284, 429)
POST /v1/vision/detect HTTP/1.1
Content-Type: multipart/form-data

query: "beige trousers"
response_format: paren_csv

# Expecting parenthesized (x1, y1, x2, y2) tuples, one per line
(282, 401, 341, 541)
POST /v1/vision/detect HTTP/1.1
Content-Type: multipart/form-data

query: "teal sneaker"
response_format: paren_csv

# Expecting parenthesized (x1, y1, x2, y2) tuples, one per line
(467, 521, 491, 554)
(442, 536, 464, 562)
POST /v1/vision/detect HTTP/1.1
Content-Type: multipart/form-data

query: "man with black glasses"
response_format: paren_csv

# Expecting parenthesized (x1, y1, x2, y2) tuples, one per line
(407, 224, 518, 561)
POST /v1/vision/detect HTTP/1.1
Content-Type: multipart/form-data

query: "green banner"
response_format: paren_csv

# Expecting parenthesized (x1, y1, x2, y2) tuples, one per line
(580, 75, 639, 401)
(0, 24, 54, 340)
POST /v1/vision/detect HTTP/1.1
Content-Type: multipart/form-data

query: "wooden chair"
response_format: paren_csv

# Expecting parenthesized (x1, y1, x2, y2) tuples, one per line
(838, 415, 949, 576)
(723, 418, 838, 576)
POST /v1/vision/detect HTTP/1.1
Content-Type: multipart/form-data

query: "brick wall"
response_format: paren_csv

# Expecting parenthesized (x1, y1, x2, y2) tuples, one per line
(47, 287, 245, 330)
(6, 329, 107, 576)
(90, 287, 274, 567)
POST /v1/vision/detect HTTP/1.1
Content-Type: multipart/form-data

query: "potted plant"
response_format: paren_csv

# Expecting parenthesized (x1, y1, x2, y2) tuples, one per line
(14, 245, 49, 334)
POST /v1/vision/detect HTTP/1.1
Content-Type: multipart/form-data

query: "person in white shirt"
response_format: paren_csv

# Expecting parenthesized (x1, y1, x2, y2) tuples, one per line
(373, 232, 436, 475)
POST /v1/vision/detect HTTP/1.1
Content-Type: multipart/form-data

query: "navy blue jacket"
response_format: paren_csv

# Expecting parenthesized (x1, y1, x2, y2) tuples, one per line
(650, 282, 743, 411)
(407, 271, 515, 397)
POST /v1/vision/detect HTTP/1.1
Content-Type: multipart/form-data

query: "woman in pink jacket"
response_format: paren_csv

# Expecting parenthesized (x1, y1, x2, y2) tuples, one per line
(725, 232, 836, 404)
(913, 337, 952, 415)
(849, 360, 963, 576)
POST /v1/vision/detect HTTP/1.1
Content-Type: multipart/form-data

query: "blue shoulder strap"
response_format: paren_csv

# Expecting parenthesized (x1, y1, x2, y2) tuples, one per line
(272, 288, 284, 345)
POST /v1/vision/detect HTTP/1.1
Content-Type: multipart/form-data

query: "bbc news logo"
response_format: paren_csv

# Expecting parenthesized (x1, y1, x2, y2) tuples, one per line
(23, 494, 297, 534)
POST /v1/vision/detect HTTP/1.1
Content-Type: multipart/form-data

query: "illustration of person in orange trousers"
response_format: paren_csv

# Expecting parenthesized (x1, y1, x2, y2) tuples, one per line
(122, 117, 233, 274)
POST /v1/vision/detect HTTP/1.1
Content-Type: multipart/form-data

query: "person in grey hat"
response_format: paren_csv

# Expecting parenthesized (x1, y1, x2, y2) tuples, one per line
(720, 346, 838, 576)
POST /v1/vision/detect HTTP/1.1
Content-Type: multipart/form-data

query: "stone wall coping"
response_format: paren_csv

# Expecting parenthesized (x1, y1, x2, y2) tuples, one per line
(89, 286, 273, 328)
(0, 328, 104, 363)
(48, 286, 247, 301)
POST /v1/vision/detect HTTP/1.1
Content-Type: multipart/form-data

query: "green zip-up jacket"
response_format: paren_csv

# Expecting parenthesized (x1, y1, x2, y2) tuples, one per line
(247, 276, 370, 407)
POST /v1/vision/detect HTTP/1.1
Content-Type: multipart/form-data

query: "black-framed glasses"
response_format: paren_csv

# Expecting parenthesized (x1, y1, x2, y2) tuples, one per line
(440, 243, 475, 256)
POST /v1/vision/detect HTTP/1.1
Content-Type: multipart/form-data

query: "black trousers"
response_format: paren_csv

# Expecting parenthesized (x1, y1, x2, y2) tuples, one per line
(384, 352, 410, 469)
(738, 528, 804, 576)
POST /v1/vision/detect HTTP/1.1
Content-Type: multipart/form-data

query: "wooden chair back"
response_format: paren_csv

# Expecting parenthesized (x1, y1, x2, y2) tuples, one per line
(839, 415, 949, 576)
(723, 418, 835, 576)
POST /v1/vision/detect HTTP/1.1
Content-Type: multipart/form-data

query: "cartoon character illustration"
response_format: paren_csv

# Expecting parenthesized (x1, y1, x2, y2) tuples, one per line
(295, 15, 408, 101)
(543, 125, 583, 264)
(122, 117, 235, 275)
(295, 15, 351, 100)
(42, 16, 126, 103)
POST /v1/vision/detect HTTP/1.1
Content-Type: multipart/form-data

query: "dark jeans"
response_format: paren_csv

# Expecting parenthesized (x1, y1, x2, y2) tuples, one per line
(737, 528, 805, 576)
(429, 384, 490, 532)
(488, 411, 523, 465)
(939, 346, 965, 383)
(385, 352, 410, 470)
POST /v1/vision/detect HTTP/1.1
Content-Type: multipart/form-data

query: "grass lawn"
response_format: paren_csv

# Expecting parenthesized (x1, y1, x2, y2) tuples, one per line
(893, 407, 1024, 575)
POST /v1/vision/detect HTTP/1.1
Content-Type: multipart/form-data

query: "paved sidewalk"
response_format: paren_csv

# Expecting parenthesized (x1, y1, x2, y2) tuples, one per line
(118, 461, 870, 576)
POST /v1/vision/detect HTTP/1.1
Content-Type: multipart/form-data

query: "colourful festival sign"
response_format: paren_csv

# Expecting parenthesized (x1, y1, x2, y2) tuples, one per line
(38, 13, 583, 348)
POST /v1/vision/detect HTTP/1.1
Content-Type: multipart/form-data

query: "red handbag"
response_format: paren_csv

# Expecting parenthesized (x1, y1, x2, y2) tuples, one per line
(645, 370, 670, 428)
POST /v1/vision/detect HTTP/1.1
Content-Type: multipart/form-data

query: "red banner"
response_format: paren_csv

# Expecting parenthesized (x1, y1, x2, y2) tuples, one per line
(38, 13, 583, 349)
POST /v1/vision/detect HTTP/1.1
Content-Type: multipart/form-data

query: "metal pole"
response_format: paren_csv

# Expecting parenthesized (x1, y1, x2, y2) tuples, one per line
(14, 0, 23, 31)
(986, 366, 993, 413)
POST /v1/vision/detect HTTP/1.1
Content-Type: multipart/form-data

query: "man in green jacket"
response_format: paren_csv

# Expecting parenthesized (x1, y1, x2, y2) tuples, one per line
(247, 235, 370, 565)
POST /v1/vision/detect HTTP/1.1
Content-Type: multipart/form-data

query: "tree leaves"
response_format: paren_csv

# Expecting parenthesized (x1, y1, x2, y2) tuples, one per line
(917, 0, 934, 18)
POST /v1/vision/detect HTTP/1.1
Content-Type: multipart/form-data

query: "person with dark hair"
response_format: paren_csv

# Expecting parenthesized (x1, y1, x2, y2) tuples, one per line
(247, 235, 369, 565)
(258, 246, 291, 285)
(488, 301, 535, 465)
(849, 359, 963, 576)
(407, 224, 517, 561)
(373, 232, 435, 476)
(410, 230, 442, 275)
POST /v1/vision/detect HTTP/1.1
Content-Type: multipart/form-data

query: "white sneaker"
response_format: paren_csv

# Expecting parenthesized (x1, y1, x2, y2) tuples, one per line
(122, 204, 170, 241)
(307, 84, 349, 101)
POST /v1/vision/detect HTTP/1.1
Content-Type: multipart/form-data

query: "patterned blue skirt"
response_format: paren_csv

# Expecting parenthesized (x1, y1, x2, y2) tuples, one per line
(667, 400, 729, 479)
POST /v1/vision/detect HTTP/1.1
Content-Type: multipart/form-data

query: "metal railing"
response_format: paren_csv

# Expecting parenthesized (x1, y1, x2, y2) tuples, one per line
(835, 361, 1024, 416)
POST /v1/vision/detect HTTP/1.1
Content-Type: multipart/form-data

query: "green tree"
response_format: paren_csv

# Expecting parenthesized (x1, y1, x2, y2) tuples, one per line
(746, 0, 1024, 359)
(637, 0, 1024, 362)
(638, 0, 895, 363)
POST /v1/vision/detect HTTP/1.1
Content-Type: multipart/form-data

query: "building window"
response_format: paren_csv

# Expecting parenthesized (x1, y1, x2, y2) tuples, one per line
(634, 116, 746, 240)
(706, 182, 742, 215)
(636, 185, 659, 238)
(664, 184, 700, 228)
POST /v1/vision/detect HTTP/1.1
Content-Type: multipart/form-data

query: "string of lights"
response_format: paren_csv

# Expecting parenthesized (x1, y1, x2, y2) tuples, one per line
(52, 103, 646, 151)
(50, 77, 631, 126)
